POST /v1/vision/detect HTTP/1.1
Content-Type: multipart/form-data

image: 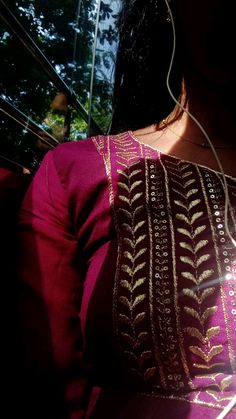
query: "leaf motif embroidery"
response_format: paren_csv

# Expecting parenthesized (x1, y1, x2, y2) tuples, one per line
(201, 307, 218, 324)
(119, 314, 131, 325)
(186, 327, 205, 343)
(184, 307, 201, 322)
(124, 238, 135, 248)
(220, 376, 233, 392)
(185, 179, 196, 188)
(183, 288, 215, 304)
(187, 189, 198, 198)
(194, 363, 225, 370)
(207, 345, 223, 362)
(190, 345, 223, 363)
(195, 240, 208, 253)
(133, 278, 146, 290)
(191, 212, 203, 224)
(206, 327, 220, 341)
(198, 270, 214, 283)
(172, 166, 221, 379)
(131, 193, 143, 204)
(134, 205, 144, 217)
(136, 235, 147, 245)
(182, 272, 197, 284)
(177, 228, 192, 238)
(130, 169, 142, 178)
(186, 327, 220, 344)
(182, 171, 193, 179)
(189, 346, 206, 360)
(133, 262, 146, 275)
(124, 251, 134, 262)
(132, 294, 146, 308)
(171, 179, 183, 189)
(189, 199, 201, 210)
(116, 151, 137, 158)
(116, 157, 156, 381)
(180, 256, 195, 267)
(180, 242, 193, 253)
(174, 200, 188, 210)
(183, 289, 199, 303)
(121, 280, 132, 292)
(196, 254, 210, 268)
(120, 278, 146, 293)
(119, 296, 131, 309)
(122, 223, 133, 234)
(134, 249, 147, 261)
(172, 189, 186, 199)
(121, 264, 133, 277)
(176, 214, 190, 224)
(117, 169, 129, 179)
(118, 182, 130, 192)
(119, 208, 132, 219)
(119, 195, 130, 204)
(134, 221, 146, 233)
(193, 225, 206, 237)
(134, 312, 146, 326)
(206, 389, 233, 401)
(201, 288, 215, 301)
(180, 164, 190, 171)
(118, 161, 129, 168)
(180, 240, 208, 254)
(130, 180, 142, 191)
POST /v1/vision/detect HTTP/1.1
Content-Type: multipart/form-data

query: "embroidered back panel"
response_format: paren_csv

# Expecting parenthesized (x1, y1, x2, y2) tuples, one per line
(93, 132, 236, 411)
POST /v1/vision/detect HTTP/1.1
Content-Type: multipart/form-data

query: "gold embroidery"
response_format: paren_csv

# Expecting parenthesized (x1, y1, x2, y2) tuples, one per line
(198, 270, 214, 282)
(169, 163, 224, 374)
(199, 169, 236, 372)
(174, 199, 201, 211)
(141, 388, 236, 411)
(187, 189, 199, 198)
(160, 156, 193, 388)
(182, 171, 193, 178)
(145, 158, 168, 388)
(186, 328, 206, 343)
(194, 363, 225, 369)
(173, 188, 199, 200)
(189, 345, 223, 362)
(116, 158, 157, 381)
(194, 374, 234, 403)
(183, 288, 216, 305)
(184, 306, 218, 323)
(219, 376, 233, 391)
(102, 133, 236, 398)
(185, 179, 196, 188)
(176, 212, 203, 225)
(194, 240, 208, 252)
(206, 390, 233, 402)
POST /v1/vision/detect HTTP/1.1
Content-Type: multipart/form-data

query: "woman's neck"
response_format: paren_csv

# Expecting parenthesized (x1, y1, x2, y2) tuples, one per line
(131, 74, 236, 176)
(179, 72, 236, 147)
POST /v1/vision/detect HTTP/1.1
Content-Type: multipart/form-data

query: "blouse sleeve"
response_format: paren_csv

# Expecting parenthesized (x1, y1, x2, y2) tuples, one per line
(17, 149, 89, 419)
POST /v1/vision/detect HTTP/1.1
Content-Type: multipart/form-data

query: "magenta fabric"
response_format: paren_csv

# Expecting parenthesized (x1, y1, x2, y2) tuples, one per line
(17, 133, 236, 418)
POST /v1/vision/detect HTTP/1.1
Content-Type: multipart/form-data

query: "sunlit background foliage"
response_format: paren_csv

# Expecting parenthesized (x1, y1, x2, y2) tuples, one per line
(0, 0, 121, 171)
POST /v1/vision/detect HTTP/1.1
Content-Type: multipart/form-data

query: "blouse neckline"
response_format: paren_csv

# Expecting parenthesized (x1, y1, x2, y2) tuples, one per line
(127, 130, 236, 182)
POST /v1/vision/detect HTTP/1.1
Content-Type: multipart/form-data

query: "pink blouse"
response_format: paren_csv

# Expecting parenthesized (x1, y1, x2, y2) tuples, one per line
(17, 132, 236, 418)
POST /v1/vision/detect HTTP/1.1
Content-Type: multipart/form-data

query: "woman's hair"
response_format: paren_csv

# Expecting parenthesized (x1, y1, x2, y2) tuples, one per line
(111, 0, 183, 133)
